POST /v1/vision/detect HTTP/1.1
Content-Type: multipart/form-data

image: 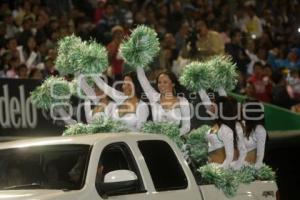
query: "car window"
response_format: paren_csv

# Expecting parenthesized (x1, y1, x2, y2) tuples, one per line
(138, 140, 188, 191)
(95, 142, 145, 197)
(0, 145, 91, 190)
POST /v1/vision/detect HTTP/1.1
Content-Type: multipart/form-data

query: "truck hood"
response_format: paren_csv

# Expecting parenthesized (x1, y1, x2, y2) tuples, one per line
(0, 190, 73, 200)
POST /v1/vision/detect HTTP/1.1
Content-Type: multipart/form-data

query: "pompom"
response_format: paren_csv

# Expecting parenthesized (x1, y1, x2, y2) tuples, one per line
(62, 116, 127, 136)
(237, 166, 256, 184)
(141, 122, 182, 147)
(63, 123, 89, 136)
(88, 117, 128, 133)
(255, 164, 276, 181)
(207, 55, 238, 92)
(120, 25, 160, 68)
(179, 61, 213, 92)
(186, 125, 210, 166)
(30, 76, 72, 110)
(198, 164, 239, 198)
(77, 40, 108, 74)
(55, 35, 108, 75)
(55, 35, 83, 75)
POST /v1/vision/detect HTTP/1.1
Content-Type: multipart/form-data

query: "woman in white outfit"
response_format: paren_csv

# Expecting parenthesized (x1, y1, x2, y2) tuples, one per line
(84, 83, 117, 123)
(199, 91, 246, 169)
(137, 67, 191, 136)
(93, 72, 149, 132)
(243, 99, 266, 168)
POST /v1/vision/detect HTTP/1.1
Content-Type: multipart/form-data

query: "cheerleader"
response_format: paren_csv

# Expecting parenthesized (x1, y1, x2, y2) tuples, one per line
(137, 67, 191, 135)
(243, 99, 266, 168)
(199, 91, 246, 169)
(84, 83, 117, 123)
(93, 72, 149, 132)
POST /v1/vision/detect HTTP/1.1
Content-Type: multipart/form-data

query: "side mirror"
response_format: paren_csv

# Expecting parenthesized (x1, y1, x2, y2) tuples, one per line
(97, 170, 138, 196)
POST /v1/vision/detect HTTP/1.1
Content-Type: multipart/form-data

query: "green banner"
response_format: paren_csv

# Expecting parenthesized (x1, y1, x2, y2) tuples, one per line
(230, 93, 300, 131)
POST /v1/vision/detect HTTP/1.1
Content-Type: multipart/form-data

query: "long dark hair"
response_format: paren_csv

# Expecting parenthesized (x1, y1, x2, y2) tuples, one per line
(215, 96, 238, 147)
(155, 70, 188, 97)
(123, 71, 143, 99)
(243, 98, 265, 138)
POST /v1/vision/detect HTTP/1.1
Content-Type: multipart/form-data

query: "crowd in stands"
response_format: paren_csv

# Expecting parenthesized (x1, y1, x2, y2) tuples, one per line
(0, 0, 300, 112)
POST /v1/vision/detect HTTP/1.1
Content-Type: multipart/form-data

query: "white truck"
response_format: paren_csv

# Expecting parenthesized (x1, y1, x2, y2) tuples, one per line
(0, 133, 278, 200)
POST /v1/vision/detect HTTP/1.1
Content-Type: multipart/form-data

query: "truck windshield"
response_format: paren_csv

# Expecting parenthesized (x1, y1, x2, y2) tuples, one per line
(0, 144, 91, 190)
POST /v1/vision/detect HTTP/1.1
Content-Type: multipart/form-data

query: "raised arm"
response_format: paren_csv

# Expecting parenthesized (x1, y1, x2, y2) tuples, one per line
(219, 125, 234, 169)
(137, 67, 160, 103)
(198, 89, 213, 115)
(136, 101, 150, 131)
(93, 76, 128, 105)
(84, 100, 93, 123)
(179, 97, 191, 136)
(255, 125, 267, 168)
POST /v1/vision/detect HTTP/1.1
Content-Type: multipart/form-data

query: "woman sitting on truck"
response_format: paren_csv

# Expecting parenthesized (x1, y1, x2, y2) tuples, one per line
(84, 78, 117, 123)
(136, 67, 191, 136)
(243, 99, 266, 168)
(204, 96, 238, 169)
(199, 90, 247, 169)
(93, 72, 149, 132)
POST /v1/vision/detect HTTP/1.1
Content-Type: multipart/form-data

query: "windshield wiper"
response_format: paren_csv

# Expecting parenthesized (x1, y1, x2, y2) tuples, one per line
(2, 183, 44, 190)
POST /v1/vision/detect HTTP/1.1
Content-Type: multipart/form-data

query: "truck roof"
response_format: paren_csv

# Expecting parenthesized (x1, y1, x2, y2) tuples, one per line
(0, 133, 168, 150)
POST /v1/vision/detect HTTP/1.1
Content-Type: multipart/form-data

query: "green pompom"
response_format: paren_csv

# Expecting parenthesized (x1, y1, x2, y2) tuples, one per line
(55, 35, 108, 75)
(255, 164, 276, 181)
(186, 125, 210, 166)
(120, 25, 160, 68)
(179, 61, 213, 92)
(237, 166, 256, 184)
(207, 56, 238, 92)
(88, 117, 128, 133)
(77, 40, 108, 74)
(141, 122, 182, 147)
(63, 123, 89, 136)
(62, 117, 128, 136)
(55, 35, 83, 75)
(198, 164, 239, 198)
(30, 76, 72, 110)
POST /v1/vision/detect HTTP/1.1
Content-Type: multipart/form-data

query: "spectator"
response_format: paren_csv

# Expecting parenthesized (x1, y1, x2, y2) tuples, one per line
(196, 20, 224, 58)
(268, 48, 300, 70)
(225, 28, 250, 75)
(106, 25, 124, 81)
(247, 62, 272, 102)
(17, 64, 28, 79)
(245, 6, 263, 38)
(272, 72, 293, 109)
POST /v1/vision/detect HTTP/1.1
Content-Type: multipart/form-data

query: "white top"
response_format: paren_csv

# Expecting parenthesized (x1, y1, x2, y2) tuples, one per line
(84, 100, 117, 123)
(111, 100, 149, 132)
(206, 124, 234, 168)
(137, 67, 191, 135)
(244, 124, 266, 168)
(93, 76, 149, 132)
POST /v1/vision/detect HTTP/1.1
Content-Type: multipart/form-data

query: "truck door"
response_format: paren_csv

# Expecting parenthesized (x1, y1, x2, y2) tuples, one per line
(137, 140, 200, 200)
(94, 142, 149, 200)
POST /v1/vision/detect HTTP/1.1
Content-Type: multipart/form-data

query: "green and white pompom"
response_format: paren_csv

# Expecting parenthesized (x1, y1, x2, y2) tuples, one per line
(255, 164, 276, 181)
(120, 25, 160, 68)
(63, 123, 89, 136)
(237, 166, 256, 184)
(207, 55, 238, 92)
(63, 117, 127, 136)
(199, 164, 239, 198)
(186, 125, 210, 166)
(76, 40, 108, 74)
(56, 35, 108, 75)
(141, 122, 182, 147)
(55, 35, 83, 75)
(88, 117, 128, 133)
(179, 61, 213, 92)
(30, 76, 72, 110)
